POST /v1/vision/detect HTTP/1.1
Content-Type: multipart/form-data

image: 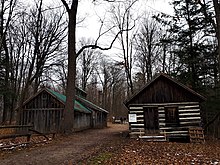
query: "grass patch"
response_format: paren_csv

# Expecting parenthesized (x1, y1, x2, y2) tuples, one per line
(85, 152, 113, 165)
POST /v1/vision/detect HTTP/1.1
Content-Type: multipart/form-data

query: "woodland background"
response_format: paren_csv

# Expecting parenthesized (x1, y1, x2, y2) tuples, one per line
(1, 0, 220, 136)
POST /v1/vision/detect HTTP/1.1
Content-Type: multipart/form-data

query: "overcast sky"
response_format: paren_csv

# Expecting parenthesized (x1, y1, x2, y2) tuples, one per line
(40, 0, 173, 58)
(41, 0, 173, 40)
(76, 0, 173, 39)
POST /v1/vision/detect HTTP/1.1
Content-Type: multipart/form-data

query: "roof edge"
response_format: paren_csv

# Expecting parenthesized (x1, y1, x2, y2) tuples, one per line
(124, 73, 206, 106)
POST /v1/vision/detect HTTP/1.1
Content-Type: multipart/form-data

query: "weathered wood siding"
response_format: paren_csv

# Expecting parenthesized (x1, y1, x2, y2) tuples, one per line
(128, 77, 204, 104)
(74, 112, 91, 131)
(24, 91, 64, 109)
(20, 91, 92, 133)
(92, 111, 108, 128)
(21, 109, 63, 133)
(129, 102, 201, 137)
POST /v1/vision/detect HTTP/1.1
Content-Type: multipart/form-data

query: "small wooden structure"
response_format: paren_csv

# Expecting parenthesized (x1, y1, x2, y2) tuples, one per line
(124, 73, 206, 141)
(189, 127, 205, 143)
(18, 88, 108, 133)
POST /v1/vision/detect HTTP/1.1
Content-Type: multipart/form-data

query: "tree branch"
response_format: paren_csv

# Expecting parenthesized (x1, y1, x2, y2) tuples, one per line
(76, 24, 134, 57)
(60, 0, 70, 12)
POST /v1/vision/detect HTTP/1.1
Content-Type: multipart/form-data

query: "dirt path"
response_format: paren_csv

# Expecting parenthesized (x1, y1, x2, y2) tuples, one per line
(0, 123, 128, 165)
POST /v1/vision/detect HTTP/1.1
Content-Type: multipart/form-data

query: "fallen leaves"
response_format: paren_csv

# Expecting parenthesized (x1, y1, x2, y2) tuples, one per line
(85, 139, 220, 165)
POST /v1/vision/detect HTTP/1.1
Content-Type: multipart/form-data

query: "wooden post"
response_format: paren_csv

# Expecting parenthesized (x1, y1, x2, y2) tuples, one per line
(27, 134, 31, 142)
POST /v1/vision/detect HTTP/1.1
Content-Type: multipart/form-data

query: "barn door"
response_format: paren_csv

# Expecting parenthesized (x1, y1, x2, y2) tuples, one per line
(144, 107, 159, 130)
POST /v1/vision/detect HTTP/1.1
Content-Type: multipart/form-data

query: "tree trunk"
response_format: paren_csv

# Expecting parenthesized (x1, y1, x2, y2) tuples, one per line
(213, 0, 220, 82)
(60, 1, 78, 133)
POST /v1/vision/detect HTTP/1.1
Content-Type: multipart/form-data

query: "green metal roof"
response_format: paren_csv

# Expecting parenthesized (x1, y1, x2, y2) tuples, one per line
(76, 95, 108, 114)
(47, 88, 91, 114)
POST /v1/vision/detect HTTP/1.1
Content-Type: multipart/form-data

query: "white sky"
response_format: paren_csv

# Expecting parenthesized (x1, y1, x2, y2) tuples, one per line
(41, 0, 173, 40)
(76, 0, 173, 39)
(40, 0, 173, 59)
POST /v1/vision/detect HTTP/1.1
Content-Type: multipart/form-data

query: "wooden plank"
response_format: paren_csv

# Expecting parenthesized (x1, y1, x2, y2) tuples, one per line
(0, 125, 33, 129)
(178, 109, 200, 112)
(158, 114, 165, 117)
(139, 135, 165, 138)
(163, 131, 188, 134)
(0, 134, 31, 140)
(136, 115, 144, 118)
(130, 132, 145, 135)
(179, 113, 200, 116)
(179, 117, 201, 120)
(166, 134, 188, 137)
(159, 123, 166, 126)
(180, 121, 201, 125)
(130, 123, 144, 126)
(129, 102, 199, 107)
(130, 127, 145, 130)
(160, 126, 191, 130)
(130, 107, 143, 110)
(179, 105, 199, 109)
(129, 111, 143, 113)
(137, 119, 144, 122)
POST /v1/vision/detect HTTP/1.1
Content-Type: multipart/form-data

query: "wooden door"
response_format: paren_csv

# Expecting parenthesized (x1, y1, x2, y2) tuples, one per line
(144, 107, 159, 130)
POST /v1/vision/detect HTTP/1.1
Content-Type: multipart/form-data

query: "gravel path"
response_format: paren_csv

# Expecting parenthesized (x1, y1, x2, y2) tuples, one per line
(0, 123, 128, 165)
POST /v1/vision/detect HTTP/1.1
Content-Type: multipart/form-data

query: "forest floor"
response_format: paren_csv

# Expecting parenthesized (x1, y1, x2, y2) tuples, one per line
(0, 123, 220, 165)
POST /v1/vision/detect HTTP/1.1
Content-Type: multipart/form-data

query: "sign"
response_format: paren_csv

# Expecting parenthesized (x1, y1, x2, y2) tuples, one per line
(129, 114, 137, 122)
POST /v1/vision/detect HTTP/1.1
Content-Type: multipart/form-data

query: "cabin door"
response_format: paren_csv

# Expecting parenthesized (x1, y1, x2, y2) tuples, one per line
(144, 107, 159, 130)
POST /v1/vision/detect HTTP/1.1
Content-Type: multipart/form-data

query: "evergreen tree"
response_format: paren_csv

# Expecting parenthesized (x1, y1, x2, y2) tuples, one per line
(154, 0, 216, 91)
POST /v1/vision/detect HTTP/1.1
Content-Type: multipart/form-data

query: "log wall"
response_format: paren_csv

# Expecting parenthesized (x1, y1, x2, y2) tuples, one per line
(129, 102, 201, 138)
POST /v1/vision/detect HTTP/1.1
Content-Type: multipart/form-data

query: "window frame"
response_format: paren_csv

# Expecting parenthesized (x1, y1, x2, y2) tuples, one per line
(165, 106, 179, 126)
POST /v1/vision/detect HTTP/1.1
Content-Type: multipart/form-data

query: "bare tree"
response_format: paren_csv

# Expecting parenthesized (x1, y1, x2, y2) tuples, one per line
(0, 0, 17, 123)
(1, 0, 67, 123)
(59, 0, 135, 133)
(108, 62, 126, 118)
(77, 38, 99, 91)
(109, 0, 138, 96)
(96, 57, 111, 110)
(134, 16, 161, 86)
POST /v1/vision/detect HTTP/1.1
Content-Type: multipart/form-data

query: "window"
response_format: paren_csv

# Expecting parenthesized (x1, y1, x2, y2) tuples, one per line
(165, 106, 179, 126)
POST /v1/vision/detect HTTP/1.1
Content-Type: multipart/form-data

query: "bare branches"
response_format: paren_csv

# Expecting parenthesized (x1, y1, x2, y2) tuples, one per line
(76, 22, 135, 57)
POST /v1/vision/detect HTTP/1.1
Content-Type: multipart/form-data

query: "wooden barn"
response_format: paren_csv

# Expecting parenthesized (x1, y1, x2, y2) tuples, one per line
(19, 88, 108, 133)
(124, 73, 206, 141)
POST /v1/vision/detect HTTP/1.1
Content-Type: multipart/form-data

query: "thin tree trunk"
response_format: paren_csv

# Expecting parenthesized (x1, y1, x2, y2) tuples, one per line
(213, 0, 220, 82)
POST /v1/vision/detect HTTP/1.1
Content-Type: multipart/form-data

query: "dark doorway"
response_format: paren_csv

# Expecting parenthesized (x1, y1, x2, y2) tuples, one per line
(144, 107, 159, 130)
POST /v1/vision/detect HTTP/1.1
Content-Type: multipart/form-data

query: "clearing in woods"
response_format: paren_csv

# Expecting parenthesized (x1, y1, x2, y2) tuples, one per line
(0, 123, 220, 164)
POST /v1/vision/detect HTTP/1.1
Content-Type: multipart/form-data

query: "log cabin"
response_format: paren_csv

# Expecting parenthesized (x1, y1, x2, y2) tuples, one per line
(124, 73, 206, 141)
